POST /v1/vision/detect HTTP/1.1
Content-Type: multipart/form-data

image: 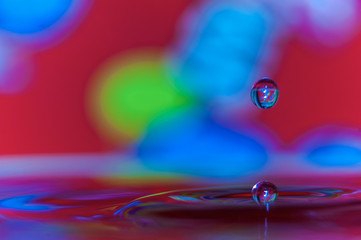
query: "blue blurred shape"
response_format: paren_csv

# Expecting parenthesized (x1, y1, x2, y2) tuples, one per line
(171, 1, 272, 99)
(137, 109, 268, 177)
(0, 0, 72, 34)
(0, 195, 51, 211)
(307, 144, 361, 167)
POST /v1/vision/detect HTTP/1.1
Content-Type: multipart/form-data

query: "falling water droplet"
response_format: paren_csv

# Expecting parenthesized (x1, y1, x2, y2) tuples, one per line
(251, 181, 278, 206)
(251, 78, 279, 109)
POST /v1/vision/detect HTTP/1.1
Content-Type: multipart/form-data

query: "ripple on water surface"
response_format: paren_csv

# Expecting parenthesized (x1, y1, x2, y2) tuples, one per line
(114, 185, 361, 228)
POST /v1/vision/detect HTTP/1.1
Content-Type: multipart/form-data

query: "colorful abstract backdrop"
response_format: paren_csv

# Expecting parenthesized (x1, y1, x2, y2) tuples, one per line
(0, 0, 360, 179)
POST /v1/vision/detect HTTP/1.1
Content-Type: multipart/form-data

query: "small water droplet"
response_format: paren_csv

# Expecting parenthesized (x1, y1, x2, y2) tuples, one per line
(252, 181, 278, 206)
(251, 78, 279, 109)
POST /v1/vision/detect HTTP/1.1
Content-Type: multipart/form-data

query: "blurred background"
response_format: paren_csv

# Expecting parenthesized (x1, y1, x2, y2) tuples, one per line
(0, 0, 361, 181)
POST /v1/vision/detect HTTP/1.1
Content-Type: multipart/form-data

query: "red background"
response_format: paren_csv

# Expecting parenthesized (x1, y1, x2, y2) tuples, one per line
(0, 0, 359, 154)
(0, 0, 194, 154)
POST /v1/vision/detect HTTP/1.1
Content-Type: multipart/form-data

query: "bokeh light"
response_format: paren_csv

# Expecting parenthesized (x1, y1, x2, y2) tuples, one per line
(138, 108, 269, 178)
(0, 0, 90, 48)
(88, 50, 193, 144)
(169, 0, 275, 101)
(0, 0, 72, 34)
(296, 127, 361, 167)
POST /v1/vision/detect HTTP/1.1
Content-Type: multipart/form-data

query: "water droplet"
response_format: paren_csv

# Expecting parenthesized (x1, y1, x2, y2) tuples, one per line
(251, 78, 279, 109)
(251, 181, 278, 206)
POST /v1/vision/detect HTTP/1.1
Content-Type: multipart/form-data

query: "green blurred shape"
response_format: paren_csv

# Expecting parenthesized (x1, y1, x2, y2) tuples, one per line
(96, 52, 192, 142)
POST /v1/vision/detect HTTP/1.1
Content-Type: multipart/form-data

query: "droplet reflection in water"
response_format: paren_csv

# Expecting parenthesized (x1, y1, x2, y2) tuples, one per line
(251, 181, 278, 206)
(251, 77, 279, 109)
